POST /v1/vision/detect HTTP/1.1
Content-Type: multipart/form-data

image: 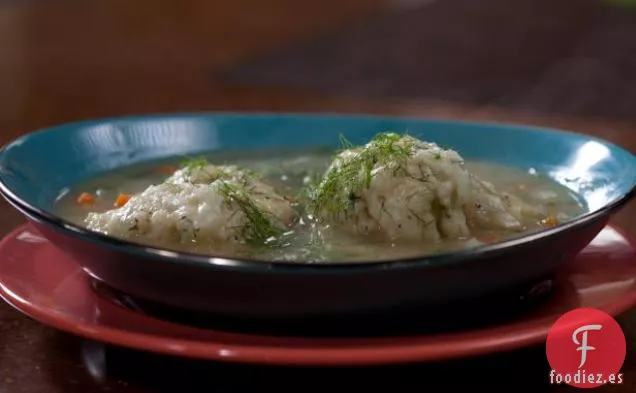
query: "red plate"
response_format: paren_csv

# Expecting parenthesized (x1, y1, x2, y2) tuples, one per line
(1, 223, 636, 366)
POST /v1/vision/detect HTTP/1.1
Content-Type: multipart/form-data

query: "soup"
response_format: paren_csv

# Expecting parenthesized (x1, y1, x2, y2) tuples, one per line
(54, 133, 587, 263)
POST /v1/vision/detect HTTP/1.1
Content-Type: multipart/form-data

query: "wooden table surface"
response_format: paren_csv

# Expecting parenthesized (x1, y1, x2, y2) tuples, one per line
(1, 0, 636, 391)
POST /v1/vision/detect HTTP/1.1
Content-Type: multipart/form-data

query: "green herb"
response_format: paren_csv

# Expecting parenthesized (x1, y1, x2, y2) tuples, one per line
(305, 132, 415, 221)
(180, 156, 210, 174)
(218, 181, 285, 246)
(295, 170, 325, 206)
(179, 157, 257, 185)
(338, 133, 355, 149)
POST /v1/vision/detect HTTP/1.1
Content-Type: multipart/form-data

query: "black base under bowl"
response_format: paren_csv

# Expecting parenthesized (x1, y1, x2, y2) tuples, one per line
(90, 273, 562, 338)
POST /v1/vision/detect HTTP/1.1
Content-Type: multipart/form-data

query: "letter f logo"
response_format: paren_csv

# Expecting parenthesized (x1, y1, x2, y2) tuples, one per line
(572, 324, 602, 368)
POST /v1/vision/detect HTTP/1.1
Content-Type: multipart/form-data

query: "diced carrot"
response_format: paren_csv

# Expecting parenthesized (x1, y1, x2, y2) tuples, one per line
(114, 193, 131, 208)
(76, 192, 94, 205)
(477, 232, 499, 243)
(542, 215, 559, 227)
(156, 165, 177, 174)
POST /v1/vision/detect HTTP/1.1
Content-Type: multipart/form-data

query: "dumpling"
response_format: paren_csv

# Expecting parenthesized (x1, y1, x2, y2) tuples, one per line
(85, 162, 296, 247)
(305, 132, 545, 242)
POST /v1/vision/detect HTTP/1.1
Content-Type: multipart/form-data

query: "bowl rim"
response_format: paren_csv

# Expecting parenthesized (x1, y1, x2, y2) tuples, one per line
(1, 111, 635, 272)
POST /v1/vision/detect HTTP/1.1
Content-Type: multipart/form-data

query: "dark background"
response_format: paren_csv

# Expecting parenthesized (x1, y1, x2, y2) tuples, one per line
(1, 0, 636, 391)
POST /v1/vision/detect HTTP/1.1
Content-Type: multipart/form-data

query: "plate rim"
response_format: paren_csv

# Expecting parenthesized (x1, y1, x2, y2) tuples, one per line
(2, 223, 636, 366)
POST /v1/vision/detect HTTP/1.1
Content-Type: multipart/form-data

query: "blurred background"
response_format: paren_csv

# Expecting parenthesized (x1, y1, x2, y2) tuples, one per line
(1, 0, 635, 140)
(1, 1, 636, 391)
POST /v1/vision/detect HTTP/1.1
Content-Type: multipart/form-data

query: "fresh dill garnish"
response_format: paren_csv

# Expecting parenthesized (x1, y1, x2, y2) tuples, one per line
(180, 156, 210, 174)
(175, 157, 286, 246)
(177, 157, 258, 185)
(305, 132, 415, 221)
(217, 180, 285, 246)
(339, 133, 355, 149)
(295, 170, 325, 205)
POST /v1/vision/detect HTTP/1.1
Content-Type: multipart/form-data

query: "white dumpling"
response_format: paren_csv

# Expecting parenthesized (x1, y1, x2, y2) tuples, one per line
(307, 133, 545, 242)
(85, 163, 296, 247)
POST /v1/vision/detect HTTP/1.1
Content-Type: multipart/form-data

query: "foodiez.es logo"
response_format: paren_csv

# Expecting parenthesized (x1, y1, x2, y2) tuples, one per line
(546, 308, 626, 388)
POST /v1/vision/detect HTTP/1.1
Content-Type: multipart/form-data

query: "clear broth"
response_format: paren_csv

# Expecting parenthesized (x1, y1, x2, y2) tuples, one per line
(54, 148, 587, 262)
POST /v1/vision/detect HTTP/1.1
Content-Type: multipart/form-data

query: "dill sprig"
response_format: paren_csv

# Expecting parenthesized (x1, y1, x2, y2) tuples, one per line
(217, 180, 285, 246)
(306, 132, 415, 221)
(180, 156, 210, 174)
(178, 157, 257, 185)
(179, 157, 285, 246)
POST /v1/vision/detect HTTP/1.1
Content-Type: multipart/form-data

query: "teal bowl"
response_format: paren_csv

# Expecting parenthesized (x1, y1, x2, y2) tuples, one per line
(1, 113, 635, 318)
